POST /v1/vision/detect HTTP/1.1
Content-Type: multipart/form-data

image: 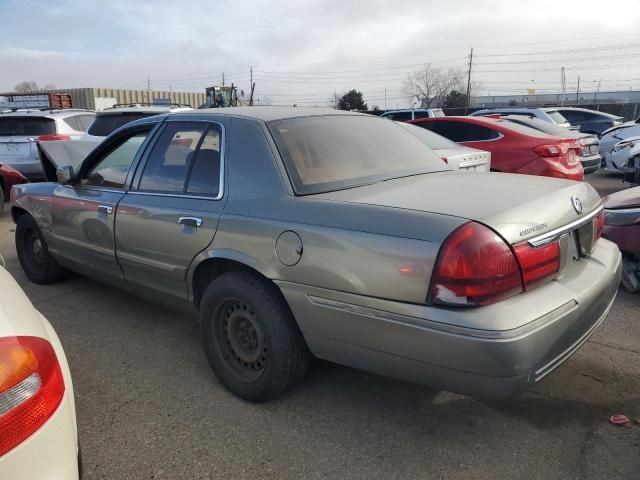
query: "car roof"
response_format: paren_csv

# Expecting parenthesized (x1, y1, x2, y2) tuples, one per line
(0, 109, 94, 119)
(98, 105, 192, 114)
(500, 114, 581, 137)
(554, 107, 620, 117)
(173, 106, 367, 122)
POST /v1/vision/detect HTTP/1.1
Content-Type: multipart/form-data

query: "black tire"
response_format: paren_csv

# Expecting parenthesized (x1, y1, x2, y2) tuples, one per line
(16, 214, 69, 284)
(200, 271, 311, 402)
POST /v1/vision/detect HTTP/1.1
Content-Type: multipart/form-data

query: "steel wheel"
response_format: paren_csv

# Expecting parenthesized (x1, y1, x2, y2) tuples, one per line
(22, 225, 46, 276)
(215, 298, 267, 382)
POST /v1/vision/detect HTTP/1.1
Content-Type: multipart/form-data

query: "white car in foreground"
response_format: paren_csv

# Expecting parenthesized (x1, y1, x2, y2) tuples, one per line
(0, 257, 79, 479)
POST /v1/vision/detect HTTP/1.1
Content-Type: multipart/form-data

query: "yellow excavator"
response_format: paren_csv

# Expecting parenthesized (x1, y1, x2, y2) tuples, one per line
(203, 85, 238, 108)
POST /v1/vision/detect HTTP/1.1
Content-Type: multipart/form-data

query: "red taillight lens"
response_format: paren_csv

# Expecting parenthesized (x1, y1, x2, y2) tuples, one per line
(0, 336, 65, 457)
(38, 134, 71, 142)
(512, 240, 560, 289)
(595, 210, 605, 241)
(534, 143, 569, 157)
(430, 222, 523, 307)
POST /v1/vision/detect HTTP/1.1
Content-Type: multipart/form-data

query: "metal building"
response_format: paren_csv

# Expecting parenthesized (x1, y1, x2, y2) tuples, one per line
(1, 87, 206, 110)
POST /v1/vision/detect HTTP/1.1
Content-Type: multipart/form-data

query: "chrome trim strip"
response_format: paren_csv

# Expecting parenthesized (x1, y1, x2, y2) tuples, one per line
(528, 205, 603, 247)
(306, 295, 577, 340)
(462, 132, 505, 144)
(534, 292, 616, 382)
(126, 191, 222, 201)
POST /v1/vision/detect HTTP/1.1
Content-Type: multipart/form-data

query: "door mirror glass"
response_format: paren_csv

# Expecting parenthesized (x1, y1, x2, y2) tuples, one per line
(56, 165, 76, 184)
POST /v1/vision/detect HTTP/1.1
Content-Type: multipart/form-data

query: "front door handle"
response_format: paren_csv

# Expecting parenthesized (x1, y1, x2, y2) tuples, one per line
(178, 216, 203, 228)
(97, 205, 113, 215)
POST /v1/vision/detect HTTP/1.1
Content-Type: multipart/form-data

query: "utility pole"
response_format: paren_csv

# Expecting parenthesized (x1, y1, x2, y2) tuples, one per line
(560, 67, 566, 106)
(250, 66, 253, 89)
(147, 76, 151, 102)
(576, 76, 580, 104)
(466, 47, 473, 108)
(595, 79, 602, 109)
(222, 72, 225, 86)
(384, 88, 387, 110)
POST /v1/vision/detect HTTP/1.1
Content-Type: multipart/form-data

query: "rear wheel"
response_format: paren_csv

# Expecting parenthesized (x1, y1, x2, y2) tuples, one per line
(200, 271, 310, 402)
(16, 214, 69, 284)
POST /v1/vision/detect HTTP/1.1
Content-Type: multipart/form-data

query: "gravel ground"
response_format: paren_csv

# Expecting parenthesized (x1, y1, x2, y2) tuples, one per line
(0, 169, 638, 479)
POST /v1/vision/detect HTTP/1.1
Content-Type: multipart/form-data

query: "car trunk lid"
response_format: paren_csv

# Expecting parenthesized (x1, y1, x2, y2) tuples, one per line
(313, 171, 602, 245)
(434, 148, 491, 172)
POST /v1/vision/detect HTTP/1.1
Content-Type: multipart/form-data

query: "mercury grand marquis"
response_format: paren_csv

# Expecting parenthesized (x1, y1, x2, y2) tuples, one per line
(10, 107, 621, 402)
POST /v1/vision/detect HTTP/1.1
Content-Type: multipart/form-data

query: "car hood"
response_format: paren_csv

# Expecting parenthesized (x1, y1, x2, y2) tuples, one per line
(604, 186, 640, 210)
(37, 139, 98, 181)
(314, 171, 601, 244)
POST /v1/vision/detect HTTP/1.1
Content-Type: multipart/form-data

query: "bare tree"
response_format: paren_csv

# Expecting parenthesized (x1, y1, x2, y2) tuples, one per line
(43, 83, 56, 90)
(403, 66, 465, 108)
(14, 81, 39, 93)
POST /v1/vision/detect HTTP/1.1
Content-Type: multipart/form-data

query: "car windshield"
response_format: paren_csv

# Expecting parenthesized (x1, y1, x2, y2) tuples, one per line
(88, 112, 159, 136)
(0, 117, 56, 136)
(398, 122, 460, 149)
(269, 115, 449, 195)
(546, 110, 569, 124)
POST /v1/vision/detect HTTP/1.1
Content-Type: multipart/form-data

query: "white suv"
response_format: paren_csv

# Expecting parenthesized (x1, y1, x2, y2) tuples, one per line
(0, 109, 95, 181)
(81, 103, 193, 143)
(380, 108, 445, 121)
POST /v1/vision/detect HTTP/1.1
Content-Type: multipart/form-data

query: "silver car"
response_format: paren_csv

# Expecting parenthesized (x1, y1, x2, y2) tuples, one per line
(10, 107, 621, 402)
(471, 107, 572, 129)
(0, 109, 95, 181)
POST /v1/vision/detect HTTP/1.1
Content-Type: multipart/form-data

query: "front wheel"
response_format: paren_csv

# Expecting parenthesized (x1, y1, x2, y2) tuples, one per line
(15, 214, 69, 284)
(200, 271, 311, 402)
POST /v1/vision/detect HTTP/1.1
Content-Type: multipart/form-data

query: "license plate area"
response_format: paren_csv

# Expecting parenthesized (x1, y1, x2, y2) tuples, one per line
(575, 221, 595, 257)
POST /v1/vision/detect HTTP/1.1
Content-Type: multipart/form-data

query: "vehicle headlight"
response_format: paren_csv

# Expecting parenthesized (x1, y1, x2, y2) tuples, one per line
(604, 207, 640, 226)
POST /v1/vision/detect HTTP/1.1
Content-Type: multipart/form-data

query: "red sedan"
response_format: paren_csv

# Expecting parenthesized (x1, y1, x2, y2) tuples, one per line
(0, 164, 28, 213)
(407, 116, 584, 181)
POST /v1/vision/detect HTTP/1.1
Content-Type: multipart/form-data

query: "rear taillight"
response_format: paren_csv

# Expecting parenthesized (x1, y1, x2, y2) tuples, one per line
(595, 210, 605, 240)
(38, 134, 71, 142)
(0, 336, 65, 457)
(430, 222, 523, 307)
(512, 240, 560, 289)
(534, 144, 569, 157)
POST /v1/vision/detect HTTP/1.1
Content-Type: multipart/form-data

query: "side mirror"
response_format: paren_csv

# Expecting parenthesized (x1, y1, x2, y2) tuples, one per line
(56, 165, 76, 184)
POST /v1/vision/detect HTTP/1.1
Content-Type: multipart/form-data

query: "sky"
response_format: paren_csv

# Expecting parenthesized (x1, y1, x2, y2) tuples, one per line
(2, 0, 640, 108)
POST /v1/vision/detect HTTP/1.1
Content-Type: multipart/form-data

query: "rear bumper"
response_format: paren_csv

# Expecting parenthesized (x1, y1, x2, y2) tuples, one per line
(279, 239, 622, 400)
(580, 154, 601, 173)
(516, 157, 584, 181)
(3, 160, 45, 181)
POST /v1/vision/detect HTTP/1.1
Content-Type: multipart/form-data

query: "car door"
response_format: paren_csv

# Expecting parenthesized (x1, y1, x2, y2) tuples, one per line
(49, 124, 155, 287)
(115, 118, 227, 303)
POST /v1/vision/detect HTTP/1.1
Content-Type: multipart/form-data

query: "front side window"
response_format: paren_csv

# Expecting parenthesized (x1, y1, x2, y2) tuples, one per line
(138, 122, 222, 196)
(269, 115, 448, 195)
(84, 133, 148, 188)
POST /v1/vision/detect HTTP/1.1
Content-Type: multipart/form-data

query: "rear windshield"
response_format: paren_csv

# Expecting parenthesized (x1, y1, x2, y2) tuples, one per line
(88, 112, 158, 136)
(0, 117, 56, 136)
(269, 115, 449, 195)
(495, 119, 556, 138)
(398, 122, 460, 150)
(503, 116, 577, 137)
(546, 110, 569, 124)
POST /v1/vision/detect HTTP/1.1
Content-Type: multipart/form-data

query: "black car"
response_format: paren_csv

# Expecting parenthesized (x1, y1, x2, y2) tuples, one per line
(554, 107, 623, 136)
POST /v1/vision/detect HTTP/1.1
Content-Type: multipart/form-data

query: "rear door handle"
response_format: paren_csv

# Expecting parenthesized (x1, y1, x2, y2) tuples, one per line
(178, 216, 203, 228)
(97, 205, 113, 215)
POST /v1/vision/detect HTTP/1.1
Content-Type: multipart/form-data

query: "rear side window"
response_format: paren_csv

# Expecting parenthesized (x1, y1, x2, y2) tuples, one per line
(88, 112, 157, 136)
(421, 121, 500, 142)
(0, 117, 56, 136)
(546, 111, 568, 125)
(62, 115, 94, 132)
(138, 122, 222, 196)
(389, 111, 412, 121)
(414, 111, 431, 119)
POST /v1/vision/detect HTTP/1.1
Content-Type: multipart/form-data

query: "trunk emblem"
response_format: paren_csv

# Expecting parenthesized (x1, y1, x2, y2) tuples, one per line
(571, 196, 583, 214)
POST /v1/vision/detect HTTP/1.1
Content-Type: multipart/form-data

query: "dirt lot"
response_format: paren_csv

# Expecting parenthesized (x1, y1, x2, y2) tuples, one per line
(0, 170, 638, 479)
